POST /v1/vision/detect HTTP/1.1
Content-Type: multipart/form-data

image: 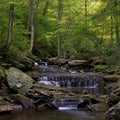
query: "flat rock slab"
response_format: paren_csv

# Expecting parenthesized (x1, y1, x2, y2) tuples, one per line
(68, 60, 88, 67)
(0, 104, 23, 113)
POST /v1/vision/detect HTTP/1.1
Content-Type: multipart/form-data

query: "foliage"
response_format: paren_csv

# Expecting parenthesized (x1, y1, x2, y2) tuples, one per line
(104, 46, 120, 66)
(94, 65, 107, 72)
(0, 0, 120, 65)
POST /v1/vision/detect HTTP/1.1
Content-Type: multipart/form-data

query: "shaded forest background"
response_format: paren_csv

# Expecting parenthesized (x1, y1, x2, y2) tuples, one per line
(0, 0, 120, 68)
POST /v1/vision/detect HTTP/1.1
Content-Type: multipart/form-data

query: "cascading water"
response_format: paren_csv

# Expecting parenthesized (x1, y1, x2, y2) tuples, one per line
(37, 73, 102, 94)
(35, 62, 104, 110)
(52, 98, 83, 110)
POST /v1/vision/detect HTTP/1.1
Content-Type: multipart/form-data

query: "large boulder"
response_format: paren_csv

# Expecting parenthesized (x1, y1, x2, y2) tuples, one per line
(4, 53, 34, 71)
(12, 54, 34, 70)
(5, 67, 34, 94)
(106, 102, 120, 120)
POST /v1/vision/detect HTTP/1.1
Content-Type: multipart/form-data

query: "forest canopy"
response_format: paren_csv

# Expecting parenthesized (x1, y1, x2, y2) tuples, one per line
(0, 0, 120, 61)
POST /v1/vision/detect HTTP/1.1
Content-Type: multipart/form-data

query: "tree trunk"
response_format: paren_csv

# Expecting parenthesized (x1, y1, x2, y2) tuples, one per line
(42, 0, 50, 16)
(110, 16, 114, 43)
(84, 0, 87, 17)
(57, 0, 62, 57)
(40, 0, 50, 22)
(27, 0, 31, 35)
(115, 21, 120, 45)
(29, 0, 35, 54)
(6, 4, 14, 50)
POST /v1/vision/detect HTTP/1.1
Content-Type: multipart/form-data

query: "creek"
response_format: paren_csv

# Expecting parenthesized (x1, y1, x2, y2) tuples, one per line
(35, 63, 106, 119)
(0, 63, 106, 120)
(0, 109, 106, 120)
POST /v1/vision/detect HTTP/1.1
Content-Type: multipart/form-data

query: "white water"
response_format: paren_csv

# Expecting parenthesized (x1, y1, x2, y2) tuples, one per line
(35, 62, 105, 111)
(58, 106, 77, 110)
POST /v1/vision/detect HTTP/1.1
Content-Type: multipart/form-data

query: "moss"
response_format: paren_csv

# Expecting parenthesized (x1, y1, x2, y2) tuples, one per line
(94, 65, 107, 72)
(108, 94, 120, 107)
(0, 65, 6, 82)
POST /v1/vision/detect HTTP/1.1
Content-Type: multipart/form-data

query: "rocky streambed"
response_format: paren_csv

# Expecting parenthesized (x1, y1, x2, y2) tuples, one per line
(0, 56, 120, 120)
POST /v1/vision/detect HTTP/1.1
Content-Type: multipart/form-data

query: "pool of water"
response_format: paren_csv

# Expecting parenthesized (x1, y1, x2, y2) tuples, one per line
(0, 109, 106, 120)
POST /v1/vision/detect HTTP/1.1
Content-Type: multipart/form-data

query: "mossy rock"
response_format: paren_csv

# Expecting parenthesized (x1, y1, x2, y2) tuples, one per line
(106, 102, 120, 120)
(94, 65, 107, 72)
(108, 94, 120, 107)
(7, 53, 34, 70)
(6, 67, 34, 94)
(47, 57, 68, 66)
(0, 65, 6, 82)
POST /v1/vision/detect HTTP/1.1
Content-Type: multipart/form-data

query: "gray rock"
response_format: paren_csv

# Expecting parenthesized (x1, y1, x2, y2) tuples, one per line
(10, 94, 35, 109)
(68, 60, 92, 71)
(0, 96, 23, 113)
(68, 60, 88, 67)
(103, 75, 120, 83)
(106, 102, 120, 120)
(108, 94, 120, 107)
(0, 104, 23, 113)
(48, 57, 68, 65)
(6, 67, 34, 94)
(88, 103, 109, 112)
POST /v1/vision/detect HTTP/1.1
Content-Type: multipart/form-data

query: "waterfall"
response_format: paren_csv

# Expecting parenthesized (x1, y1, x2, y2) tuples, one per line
(35, 62, 104, 110)
(37, 73, 101, 90)
(52, 98, 83, 110)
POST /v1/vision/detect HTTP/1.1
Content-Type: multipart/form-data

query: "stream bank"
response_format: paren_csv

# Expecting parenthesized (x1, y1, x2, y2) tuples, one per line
(0, 54, 120, 119)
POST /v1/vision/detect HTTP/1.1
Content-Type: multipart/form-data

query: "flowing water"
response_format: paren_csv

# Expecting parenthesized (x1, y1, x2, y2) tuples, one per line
(34, 63, 106, 120)
(0, 63, 106, 120)
(0, 109, 106, 120)
(36, 64, 104, 95)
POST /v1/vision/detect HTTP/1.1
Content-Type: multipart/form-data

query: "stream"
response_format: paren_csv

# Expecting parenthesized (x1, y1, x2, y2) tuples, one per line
(0, 63, 106, 120)
(36, 63, 106, 119)
(0, 109, 105, 120)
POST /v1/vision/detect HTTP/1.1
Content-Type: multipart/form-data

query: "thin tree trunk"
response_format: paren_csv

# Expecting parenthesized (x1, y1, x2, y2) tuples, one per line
(115, 21, 120, 45)
(57, 0, 62, 57)
(110, 16, 114, 43)
(114, 0, 120, 45)
(6, 4, 14, 50)
(42, 0, 50, 16)
(27, 0, 31, 35)
(29, 0, 35, 54)
(40, 0, 50, 22)
(84, 0, 87, 17)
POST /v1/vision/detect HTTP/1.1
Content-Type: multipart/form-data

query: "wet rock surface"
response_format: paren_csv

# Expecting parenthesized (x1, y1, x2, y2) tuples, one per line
(106, 102, 120, 120)
(68, 59, 89, 68)
(47, 57, 68, 66)
(0, 96, 23, 113)
(1, 56, 120, 116)
(77, 97, 100, 109)
(10, 94, 35, 109)
(88, 103, 109, 112)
